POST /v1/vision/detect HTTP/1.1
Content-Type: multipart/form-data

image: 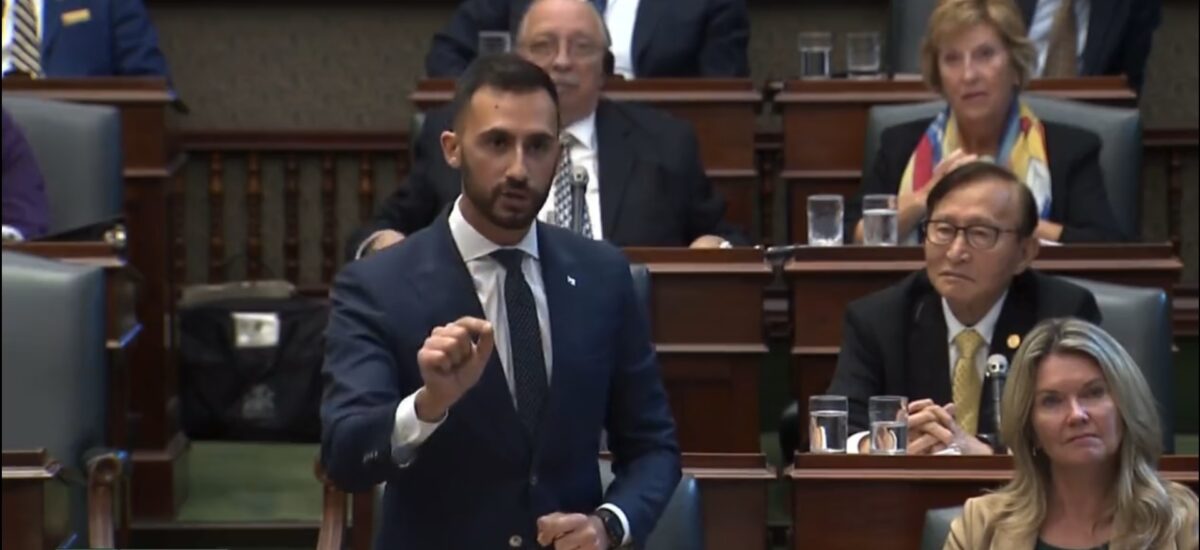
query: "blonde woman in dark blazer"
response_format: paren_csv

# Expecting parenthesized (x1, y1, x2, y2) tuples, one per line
(946, 318, 1198, 550)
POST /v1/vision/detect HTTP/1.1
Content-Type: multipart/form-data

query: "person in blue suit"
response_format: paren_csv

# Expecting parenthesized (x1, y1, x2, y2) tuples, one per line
(321, 53, 681, 549)
(425, 0, 749, 78)
(2, 0, 172, 79)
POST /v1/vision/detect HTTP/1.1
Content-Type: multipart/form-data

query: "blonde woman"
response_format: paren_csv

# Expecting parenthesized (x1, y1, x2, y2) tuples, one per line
(946, 318, 1198, 549)
(848, 0, 1124, 244)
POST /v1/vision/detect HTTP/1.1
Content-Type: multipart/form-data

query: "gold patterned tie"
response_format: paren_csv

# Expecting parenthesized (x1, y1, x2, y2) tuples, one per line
(7, 0, 42, 76)
(952, 328, 986, 435)
(1042, 0, 1078, 78)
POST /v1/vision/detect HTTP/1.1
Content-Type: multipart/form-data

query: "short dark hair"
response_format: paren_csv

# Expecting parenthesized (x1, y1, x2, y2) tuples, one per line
(449, 53, 560, 130)
(926, 161, 1039, 237)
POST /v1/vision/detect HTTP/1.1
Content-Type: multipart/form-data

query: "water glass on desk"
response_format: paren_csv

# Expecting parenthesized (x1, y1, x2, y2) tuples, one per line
(807, 194, 844, 246)
(869, 395, 908, 455)
(846, 32, 882, 79)
(809, 395, 848, 454)
(478, 31, 512, 55)
(862, 193, 899, 246)
(798, 32, 832, 79)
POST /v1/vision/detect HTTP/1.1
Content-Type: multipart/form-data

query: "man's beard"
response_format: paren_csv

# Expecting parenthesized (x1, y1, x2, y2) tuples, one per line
(461, 160, 550, 231)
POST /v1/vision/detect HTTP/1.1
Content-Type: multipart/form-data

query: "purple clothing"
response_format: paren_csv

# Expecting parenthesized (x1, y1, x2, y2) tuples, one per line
(2, 109, 50, 239)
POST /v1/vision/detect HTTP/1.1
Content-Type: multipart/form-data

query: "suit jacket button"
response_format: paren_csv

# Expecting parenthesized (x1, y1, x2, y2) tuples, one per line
(529, 475, 538, 487)
(508, 534, 523, 547)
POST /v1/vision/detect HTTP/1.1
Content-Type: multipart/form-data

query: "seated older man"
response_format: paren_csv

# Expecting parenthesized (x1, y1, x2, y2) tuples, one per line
(780, 162, 1101, 458)
(347, 0, 743, 260)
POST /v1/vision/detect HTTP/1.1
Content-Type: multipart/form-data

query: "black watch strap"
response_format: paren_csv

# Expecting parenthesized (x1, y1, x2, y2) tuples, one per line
(595, 508, 625, 548)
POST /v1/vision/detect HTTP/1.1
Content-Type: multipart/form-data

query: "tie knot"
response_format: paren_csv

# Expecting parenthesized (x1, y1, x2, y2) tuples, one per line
(491, 248, 525, 272)
(954, 328, 986, 356)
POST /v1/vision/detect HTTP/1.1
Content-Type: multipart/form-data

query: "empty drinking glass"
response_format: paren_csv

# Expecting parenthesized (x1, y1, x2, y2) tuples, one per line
(807, 194, 844, 246)
(861, 193, 899, 246)
(846, 32, 882, 78)
(798, 32, 833, 79)
(809, 395, 849, 454)
(869, 395, 908, 455)
(478, 31, 512, 55)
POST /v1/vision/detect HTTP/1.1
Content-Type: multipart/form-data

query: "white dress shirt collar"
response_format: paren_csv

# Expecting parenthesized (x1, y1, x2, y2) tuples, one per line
(942, 290, 1009, 346)
(562, 111, 597, 151)
(448, 197, 540, 263)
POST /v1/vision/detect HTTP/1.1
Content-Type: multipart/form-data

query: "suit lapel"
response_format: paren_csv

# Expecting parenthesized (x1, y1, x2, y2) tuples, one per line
(410, 216, 529, 457)
(908, 278, 953, 405)
(533, 225, 581, 452)
(595, 101, 636, 239)
(990, 272, 1040, 364)
(39, 0, 65, 61)
(1082, 0, 1121, 75)
(630, 0, 664, 74)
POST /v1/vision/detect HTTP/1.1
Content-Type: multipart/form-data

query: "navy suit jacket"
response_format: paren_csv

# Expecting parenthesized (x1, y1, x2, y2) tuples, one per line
(424, 0, 749, 78)
(35, 0, 172, 79)
(1, 109, 49, 239)
(1017, 0, 1161, 93)
(345, 99, 744, 260)
(322, 215, 681, 548)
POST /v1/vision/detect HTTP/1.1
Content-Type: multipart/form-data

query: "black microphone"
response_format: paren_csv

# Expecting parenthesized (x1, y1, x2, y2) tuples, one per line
(977, 354, 1009, 451)
(570, 166, 588, 235)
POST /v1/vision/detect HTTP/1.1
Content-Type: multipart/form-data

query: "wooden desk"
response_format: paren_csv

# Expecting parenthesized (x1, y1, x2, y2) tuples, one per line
(413, 79, 763, 238)
(774, 77, 1137, 243)
(788, 454, 1199, 550)
(2, 451, 71, 550)
(783, 244, 1182, 447)
(623, 248, 776, 550)
(2, 77, 183, 519)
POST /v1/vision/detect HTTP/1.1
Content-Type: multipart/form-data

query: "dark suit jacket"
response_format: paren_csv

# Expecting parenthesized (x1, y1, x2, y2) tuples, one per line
(1, 109, 49, 239)
(850, 118, 1126, 243)
(827, 269, 1101, 432)
(322, 215, 681, 548)
(1017, 0, 1161, 94)
(33, 0, 173, 80)
(424, 0, 749, 78)
(346, 100, 743, 260)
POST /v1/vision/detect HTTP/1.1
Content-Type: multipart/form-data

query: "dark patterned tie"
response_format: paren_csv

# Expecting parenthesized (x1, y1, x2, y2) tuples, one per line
(492, 249, 549, 437)
(1043, 0, 1079, 78)
(551, 135, 594, 238)
(8, 0, 42, 76)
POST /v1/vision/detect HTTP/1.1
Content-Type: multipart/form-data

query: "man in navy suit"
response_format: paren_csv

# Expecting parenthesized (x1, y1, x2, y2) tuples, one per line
(349, 0, 742, 259)
(2, 0, 172, 79)
(425, 0, 749, 78)
(322, 53, 680, 549)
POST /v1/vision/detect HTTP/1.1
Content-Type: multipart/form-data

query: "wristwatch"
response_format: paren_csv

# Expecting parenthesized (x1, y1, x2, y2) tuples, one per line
(595, 508, 625, 549)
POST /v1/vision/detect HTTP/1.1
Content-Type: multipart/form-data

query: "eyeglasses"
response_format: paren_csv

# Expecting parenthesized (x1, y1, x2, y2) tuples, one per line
(519, 38, 605, 63)
(923, 220, 1020, 250)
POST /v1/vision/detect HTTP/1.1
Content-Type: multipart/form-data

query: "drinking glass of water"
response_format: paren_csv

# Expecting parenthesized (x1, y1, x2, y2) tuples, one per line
(808, 395, 849, 454)
(861, 193, 899, 246)
(478, 31, 512, 55)
(846, 32, 882, 78)
(807, 194, 844, 246)
(869, 395, 908, 455)
(798, 32, 832, 79)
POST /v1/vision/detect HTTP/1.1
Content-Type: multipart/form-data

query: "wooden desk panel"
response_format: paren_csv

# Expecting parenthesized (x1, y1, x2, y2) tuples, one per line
(775, 77, 1136, 243)
(2, 451, 71, 550)
(783, 245, 1182, 450)
(3, 78, 186, 520)
(788, 454, 1199, 550)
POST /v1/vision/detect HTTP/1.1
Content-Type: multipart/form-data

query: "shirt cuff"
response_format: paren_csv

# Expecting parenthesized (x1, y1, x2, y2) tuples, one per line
(391, 388, 447, 463)
(355, 230, 392, 260)
(597, 503, 631, 546)
(1, 225, 25, 242)
(847, 431, 870, 454)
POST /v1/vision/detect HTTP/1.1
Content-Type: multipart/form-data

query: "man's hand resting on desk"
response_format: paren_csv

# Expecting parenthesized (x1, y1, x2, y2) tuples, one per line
(369, 229, 406, 253)
(414, 317, 494, 422)
(537, 513, 609, 550)
(906, 399, 994, 455)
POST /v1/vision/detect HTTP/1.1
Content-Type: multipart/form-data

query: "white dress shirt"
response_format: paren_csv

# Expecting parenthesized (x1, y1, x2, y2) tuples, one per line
(603, 0, 641, 79)
(538, 111, 604, 241)
(1, 0, 43, 75)
(1029, 0, 1091, 76)
(846, 291, 1008, 454)
(391, 198, 629, 543)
